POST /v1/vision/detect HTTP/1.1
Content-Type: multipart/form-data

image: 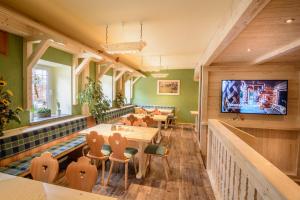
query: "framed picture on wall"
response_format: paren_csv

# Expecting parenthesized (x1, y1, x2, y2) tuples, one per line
(0, 31, 8, 55)
(157, 80, 180, 95)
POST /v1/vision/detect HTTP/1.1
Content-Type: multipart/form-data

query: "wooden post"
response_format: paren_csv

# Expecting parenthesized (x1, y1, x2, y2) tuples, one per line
(72, 55, 79, 105)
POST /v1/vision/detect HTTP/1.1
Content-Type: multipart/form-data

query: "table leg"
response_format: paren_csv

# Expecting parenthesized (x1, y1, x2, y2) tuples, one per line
(155, 121, 162, 143)
(164, 119, 168, 129)
(136, 142, 146, 179)
(195, 115, 198, 132)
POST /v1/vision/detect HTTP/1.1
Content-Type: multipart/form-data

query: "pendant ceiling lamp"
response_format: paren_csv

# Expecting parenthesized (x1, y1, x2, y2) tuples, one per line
(102, 23, 146, 55)
(151, 56, 168, 78)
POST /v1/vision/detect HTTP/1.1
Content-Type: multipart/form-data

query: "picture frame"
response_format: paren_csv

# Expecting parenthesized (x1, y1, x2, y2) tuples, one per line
(157, 80, 180, 95)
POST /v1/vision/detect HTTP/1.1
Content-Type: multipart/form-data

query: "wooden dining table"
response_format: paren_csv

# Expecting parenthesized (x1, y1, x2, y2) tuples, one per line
(79, 124, 159, 179)
(0, 172, 116, 200)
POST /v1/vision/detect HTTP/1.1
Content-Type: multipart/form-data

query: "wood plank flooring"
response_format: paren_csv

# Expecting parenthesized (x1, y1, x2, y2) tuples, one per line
(56, 125, 215, 200)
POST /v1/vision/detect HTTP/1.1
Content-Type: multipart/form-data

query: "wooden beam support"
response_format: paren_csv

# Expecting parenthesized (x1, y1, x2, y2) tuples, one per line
(199, 0, 270, 67)
(95, 63, 101, 81)
(75, 57, 91, 75)
(124, 73, 132, 82)
(132, 76, 141, 85)
(27, 39, 51, 71)
(253, 39, 300, 64)
(114, 70, 125, 82)
(23, 39, 51, 109)
(98, 63, 114, 79)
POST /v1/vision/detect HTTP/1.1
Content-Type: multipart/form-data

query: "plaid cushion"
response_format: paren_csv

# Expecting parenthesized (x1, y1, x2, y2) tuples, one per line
(136, 105, 175, 113)
(0, 117, 87, 160)
(101, 105, 135, 123)
(0, 135, 86, 176)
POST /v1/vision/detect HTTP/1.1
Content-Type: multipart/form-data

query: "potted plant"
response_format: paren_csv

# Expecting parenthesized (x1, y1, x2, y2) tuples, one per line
(79, 77, 110, 123)
(113, 92, 125, 108)
(37, 107, 51, 118)
(0, 77, 23, 136)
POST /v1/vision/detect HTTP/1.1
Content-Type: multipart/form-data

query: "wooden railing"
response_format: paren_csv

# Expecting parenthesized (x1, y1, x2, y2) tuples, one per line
(207, 119, 300, 200)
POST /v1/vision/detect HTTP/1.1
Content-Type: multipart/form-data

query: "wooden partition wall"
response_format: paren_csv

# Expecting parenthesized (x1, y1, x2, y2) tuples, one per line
(198, 64, 300, 179)
(207, 119, 300, 200)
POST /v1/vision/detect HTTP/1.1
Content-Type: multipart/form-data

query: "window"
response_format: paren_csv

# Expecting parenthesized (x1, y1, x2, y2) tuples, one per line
(31, 61, 72, 122)
(125, 79, 131, 104)
(101, 75, 113, 106)
(32, 69, 50, 109)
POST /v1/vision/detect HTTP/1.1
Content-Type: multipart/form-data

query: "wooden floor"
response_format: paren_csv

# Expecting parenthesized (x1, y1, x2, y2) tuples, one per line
(56, 125, 215, 200)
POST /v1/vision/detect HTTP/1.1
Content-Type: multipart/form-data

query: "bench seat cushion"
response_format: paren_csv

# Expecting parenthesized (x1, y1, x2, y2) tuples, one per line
(0, 135, 86, 176)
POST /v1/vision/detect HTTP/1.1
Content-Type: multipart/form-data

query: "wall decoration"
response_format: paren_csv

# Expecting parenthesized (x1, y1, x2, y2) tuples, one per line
(157, 80, 180, 95)
(0, 31, 8, 55)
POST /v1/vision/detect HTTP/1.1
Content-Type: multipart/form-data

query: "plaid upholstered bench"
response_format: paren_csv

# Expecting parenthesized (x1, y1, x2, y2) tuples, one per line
(136, 105, 175, 114)
(0, 116, 88, 177)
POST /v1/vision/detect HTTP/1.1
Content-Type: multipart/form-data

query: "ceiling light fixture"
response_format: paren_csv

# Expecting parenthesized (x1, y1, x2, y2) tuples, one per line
(285, 18, 295, 24)
(102, 23, 146, 54)
(247, 48, 251, 52)
(151, 56, 169, 78)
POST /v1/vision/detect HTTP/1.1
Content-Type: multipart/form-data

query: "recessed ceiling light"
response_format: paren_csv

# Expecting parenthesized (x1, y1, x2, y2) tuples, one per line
(285, 18, 295, 24)
(247, 48, 251, 52)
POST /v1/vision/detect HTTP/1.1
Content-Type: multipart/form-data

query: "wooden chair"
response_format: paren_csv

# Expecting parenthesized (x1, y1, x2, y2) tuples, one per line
(65, 156, 98, 192)
(132, 119, 148, 127)
(127, 114, 138, 125)
(106, 133, 138, 189)
(84, 131, 111, 185)
(30, 152, 59, 183)
(144, 129, 173, 181)
(142, 115, 157, 127)
(120, 118, 132, 126)
(152, 109, 161, 115)
(135, 107, 147, 114)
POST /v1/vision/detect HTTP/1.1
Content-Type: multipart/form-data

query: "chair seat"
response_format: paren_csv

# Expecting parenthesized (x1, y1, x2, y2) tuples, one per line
(144, 144, 167, 156)
(101, 144, 112, 156)
(124, 147, 138, 158)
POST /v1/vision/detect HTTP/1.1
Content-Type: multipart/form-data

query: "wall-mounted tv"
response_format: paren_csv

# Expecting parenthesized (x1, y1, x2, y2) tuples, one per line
(221, 80, 288, 115)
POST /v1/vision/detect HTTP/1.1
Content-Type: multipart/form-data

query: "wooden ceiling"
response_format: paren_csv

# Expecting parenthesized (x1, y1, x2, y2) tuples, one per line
(212, 0, 300, 65)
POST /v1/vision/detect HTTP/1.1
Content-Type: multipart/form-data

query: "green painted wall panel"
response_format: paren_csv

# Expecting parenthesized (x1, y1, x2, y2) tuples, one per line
(132, 69, 198, 123)
(0, 34, 30, 129)
(41, 47, 73, 66)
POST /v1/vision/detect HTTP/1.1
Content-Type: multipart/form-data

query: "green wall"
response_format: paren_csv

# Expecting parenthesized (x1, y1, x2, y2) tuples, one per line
(0, 33, 29, 129)
(132, 69, 198, 123)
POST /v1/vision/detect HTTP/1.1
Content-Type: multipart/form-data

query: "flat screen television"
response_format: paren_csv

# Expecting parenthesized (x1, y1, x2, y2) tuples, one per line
(221, 80, 288, 115)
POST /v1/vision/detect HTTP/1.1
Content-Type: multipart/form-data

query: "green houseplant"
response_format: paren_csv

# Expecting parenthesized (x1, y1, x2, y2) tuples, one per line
(0, 77, 23, 136)
(113, 92, 125, 108)
(37, 107, 51, 118)
(79, 77, 110, 123)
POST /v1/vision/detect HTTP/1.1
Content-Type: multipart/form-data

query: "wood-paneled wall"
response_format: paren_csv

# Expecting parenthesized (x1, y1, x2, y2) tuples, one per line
(206, 65, 300, 129)
(199, 64, 300, 179)
(239, 127, 300, 177)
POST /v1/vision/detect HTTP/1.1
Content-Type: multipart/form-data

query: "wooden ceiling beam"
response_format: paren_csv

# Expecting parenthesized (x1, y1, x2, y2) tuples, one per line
(253, 39, 300, 65)
(199, 0, 270, 67)
(0, 3, 142, 75)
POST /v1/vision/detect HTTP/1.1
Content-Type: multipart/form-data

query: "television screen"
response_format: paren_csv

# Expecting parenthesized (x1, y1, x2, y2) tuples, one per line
(221, 80, 288, 115)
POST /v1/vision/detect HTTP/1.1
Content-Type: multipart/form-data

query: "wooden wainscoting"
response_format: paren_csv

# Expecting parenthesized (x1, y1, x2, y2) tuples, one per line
(239, 127, 300, 178)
